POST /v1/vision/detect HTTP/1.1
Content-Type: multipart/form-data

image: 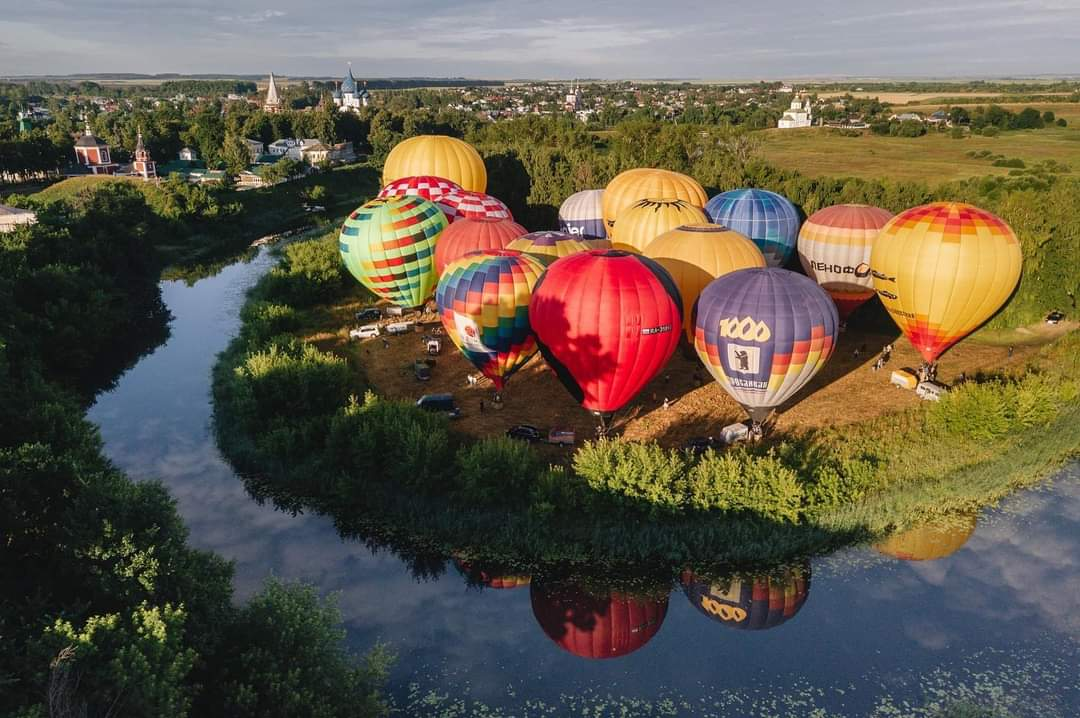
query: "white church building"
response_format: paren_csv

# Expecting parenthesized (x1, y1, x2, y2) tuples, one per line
(332, 64, 370, 112)
(778, 95, 813, 129)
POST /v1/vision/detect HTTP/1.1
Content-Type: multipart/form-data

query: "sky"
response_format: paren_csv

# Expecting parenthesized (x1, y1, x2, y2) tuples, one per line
(2, 0, 1079, 79)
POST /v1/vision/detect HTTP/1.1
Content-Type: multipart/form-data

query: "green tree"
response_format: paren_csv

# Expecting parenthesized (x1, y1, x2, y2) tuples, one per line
(222, 134, 251, 178)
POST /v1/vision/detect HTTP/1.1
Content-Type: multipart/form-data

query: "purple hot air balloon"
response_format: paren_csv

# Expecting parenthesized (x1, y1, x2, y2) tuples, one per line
(694, 268, 839, 426)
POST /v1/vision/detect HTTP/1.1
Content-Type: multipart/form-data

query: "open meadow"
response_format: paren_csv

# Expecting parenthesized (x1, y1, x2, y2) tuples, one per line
(758, 120, 1080, 183)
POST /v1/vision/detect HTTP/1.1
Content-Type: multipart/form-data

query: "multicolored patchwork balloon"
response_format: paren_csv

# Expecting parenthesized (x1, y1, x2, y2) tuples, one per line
(338, 196, 447, 308)
(681, 562, 810, 631)
(433, 217, 528, 275)
(870, 202, 1022, 364)
(436, 249, 547, 391)
(377, 174, 462, 204)
(695, 268, 838, 424)
(437, 188, 512, 223)
(798, 204, 894, 319)
(507, 231, 590, 265)
(559, 188, 606, 240)
(705, 189, 801, 267)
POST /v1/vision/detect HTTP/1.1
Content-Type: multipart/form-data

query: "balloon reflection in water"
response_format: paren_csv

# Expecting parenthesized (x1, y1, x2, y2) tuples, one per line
(681, 561, 811, 630)
(874, 513, 978, 561)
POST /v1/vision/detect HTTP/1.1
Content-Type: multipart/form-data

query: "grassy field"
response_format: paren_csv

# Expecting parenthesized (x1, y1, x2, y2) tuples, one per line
(757, 122, 1080, 184)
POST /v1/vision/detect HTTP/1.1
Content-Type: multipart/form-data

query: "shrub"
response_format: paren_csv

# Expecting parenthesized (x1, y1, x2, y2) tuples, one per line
(258, 234, 349, 307)
(950, 127, 966, 139)
(239, 301, 299, 349)
(927, 375, 1063, 441)
(981, 126, 1000, 137)
(1056, 117, 1068, 127)
(686, 449, 803, 522)
(572, 439, 689, 516)
(992, 158, 1025, 168)
(455, 436, 543, 504)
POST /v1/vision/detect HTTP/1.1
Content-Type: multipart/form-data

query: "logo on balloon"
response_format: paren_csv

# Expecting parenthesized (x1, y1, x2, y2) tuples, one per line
(641, 324, 672, 336)
(718, 316, 771, 342)
(727, 344, 760, 374)
(855, 262, 871, 278)
(699, 596, 748, 623)
(810, 260, 872, 278)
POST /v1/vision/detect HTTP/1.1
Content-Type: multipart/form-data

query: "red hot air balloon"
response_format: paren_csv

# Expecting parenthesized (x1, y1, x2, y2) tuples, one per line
(530, 250, 682, 418)
(433, 217, 528, 275)
(530, 582, 668, 659)
(377, 175, 462, 204)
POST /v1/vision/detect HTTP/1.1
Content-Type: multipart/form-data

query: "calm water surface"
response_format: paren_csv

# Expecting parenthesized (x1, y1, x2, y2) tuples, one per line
(88, 251, 1080, 717)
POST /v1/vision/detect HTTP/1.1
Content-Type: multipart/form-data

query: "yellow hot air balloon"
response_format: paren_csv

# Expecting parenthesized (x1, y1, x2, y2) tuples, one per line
(612, 198, 709, 254)
(383, 135, 487, 193)
(870, 202, 1022, 365)
(603, 169, 707, 242)
(644, 223, 766, 341)
(875, 513, 977, 561)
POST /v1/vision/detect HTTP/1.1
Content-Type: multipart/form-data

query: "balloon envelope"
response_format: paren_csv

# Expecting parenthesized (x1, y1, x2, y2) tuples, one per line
(559, 188, 607, 240)
(643, 223, 766, 341)
(377, 175, 462, 205)
(507, 231, 590, 265)
(436, 249, 547, 391)
(705, 189, 801, 267)
(530, 582, 668, 659)
(382, 135, 487, 192)
(603, 169, 707, 242)
(870, 202, 1022, 364)
(531, 250, 682, 414)
(437, 188, 513, 223)
(682, 562, 810, 631)
(433, 217, 527, 276)
(695, 268, 839, 423)
(798, 204, 894, 319)
(613, 198, 709, 254)
(453, 559, 531, 589)
(339, 196, 447, 308)
(875, 514, 977, 561)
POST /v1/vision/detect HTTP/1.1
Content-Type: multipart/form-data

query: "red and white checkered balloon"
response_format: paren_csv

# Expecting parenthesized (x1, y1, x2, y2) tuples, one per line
(377, 175, 462, 204)
(437, 188, 513, 223)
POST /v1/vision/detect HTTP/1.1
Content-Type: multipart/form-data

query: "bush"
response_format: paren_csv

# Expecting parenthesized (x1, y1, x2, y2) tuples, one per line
(216, 579, 391, 718)
(1057, 117, 1068, 127)
(258, 234, 349, 307)
(950, 127, 966, 139)
(239, 300, 300, 349)
(981, 126, 1000, 137)
(686, 449, 803, 522)
(927, 374, 1067, 441)
(455, 436, 543, 504)
(992, 158, 1025, 168)
(572, 440, 689, 516)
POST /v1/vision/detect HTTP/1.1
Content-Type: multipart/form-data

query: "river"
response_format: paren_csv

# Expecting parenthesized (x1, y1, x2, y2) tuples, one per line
(87, 249, 1079, 717)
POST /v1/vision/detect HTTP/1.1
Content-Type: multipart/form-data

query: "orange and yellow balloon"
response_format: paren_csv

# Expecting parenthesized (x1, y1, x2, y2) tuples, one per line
(644, 223, 766, 340)
(603, 169, 707, 241)
(612, 198, 708, 253)
(870, 202, 1022, 364)
(798, 204, 894, 319)
(382, 135, 487, 193)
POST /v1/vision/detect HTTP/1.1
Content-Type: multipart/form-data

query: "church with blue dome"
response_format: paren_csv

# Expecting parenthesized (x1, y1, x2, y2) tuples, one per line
(332, 64, 369, 112)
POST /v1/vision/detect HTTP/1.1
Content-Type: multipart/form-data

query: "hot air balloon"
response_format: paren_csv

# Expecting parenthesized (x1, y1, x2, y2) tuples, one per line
(798, 204, 894, 320)
(874, 513, 977, 561)
(603, 168, 707, 241)
(377, 175, 462, 205)
(436, 249, 547, 392)
(507, 231, 590, 265)
(453, 559, 531, 589)
(433, 217, 528, 276)
(382, 135, 487, 192)
(339, 196, 447, 308)
(681, 562, 810, 631)
(530, 250, 682, 423)
(643, 223, 767, 341)
(559, 188, 607, 241)
(437, 188, 513, 223)
(870, 202, 1022, 367)
(705, 189, 801, 267)
(612, 198, 710, 254)
(695, 268, 839, 429)
(530, 582, 668, 659)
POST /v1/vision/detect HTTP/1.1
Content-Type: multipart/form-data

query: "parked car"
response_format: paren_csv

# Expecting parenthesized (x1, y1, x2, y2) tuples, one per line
(890, 368, 919, 390)
(355, 307, 381, 322)
(350, 324, 380, 340)
(720, 422, 750, 445)
(385, 306, 405, 317)
(506, 424, 543, 442)
(385, 321, 414, 335)
(547, 428, 575, 446)
(916, 380, 949, 401)
(413, 359, 432, 381)
(683, 436, 722, 455)
(416, 393, 461, 419)
(1046, 310, 1065, 324)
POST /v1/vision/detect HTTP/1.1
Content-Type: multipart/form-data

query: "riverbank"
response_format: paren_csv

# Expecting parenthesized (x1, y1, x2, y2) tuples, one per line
(211, 232, 1080, 570)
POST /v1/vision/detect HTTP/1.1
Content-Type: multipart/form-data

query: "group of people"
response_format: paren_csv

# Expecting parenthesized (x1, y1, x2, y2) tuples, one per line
(871, 343, 894, 372)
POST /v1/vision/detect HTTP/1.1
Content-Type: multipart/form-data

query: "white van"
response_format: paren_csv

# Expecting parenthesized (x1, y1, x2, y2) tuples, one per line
(916, 381, 949, 401)
(720, 422, 750, 445)
(350, 324, 380, 340)
(385, 321, 414, 335)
